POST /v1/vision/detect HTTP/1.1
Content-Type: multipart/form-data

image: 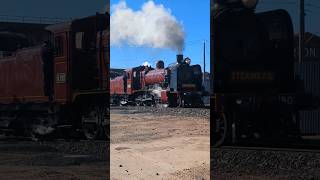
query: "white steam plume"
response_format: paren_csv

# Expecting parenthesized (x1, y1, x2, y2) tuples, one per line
(111, 1, 185, 52)
(142, 61, 151, 67)
(151, 85, 163, 98)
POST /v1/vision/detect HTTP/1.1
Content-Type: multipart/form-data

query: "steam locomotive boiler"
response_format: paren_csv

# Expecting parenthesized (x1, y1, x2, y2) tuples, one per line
(211, 0, 302, 146)
(110, 55, 204, 107)
(0, 13, 110, 140)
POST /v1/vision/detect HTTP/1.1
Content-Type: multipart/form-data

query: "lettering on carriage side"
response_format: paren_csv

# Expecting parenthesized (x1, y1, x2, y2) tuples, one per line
(294, 47, 319, 58)
(56, 73, 66, 83)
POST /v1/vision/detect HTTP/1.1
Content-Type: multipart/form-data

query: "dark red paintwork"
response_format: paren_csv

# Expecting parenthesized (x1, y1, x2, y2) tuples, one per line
(110, 76, 125, 95)
(0, 46, 47, 104)
(144, 69, 165, 86)
(110, 67, 167, 96)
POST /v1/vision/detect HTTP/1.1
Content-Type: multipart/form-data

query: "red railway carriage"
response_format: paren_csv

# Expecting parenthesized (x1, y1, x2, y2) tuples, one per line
(110, 55, 204, 107)
(0, 13, 110, 140)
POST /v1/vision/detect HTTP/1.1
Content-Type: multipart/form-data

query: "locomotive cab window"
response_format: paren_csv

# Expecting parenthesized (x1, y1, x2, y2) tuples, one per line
(54, 36, 64, 57)
(75, 32, 84, 49)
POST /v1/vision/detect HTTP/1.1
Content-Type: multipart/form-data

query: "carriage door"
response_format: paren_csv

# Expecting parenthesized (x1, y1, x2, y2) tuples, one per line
(54, 33, 69, 103)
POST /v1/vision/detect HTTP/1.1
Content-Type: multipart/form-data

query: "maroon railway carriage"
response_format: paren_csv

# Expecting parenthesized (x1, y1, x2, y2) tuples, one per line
(110, 55, 204, 107)
(0, 13, 110, 140)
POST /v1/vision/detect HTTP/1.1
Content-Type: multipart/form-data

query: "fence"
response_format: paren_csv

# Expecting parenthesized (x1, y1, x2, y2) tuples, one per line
(0, 15, 70, 24)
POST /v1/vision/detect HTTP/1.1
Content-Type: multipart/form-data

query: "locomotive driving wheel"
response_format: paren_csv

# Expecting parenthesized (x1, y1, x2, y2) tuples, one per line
(212, 112, 228, 147)
(82, 105, 106, 140)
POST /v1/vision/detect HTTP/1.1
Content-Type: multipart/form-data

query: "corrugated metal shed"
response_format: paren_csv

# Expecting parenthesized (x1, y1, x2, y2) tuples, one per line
(295, 61, 320, 135)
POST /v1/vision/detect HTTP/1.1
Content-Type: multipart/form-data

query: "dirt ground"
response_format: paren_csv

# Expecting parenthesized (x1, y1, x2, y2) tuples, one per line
(110, 108, 210, 180)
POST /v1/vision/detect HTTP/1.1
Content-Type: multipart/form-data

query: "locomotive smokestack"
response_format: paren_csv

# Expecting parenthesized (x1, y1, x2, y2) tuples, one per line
(156, 60, 164, 69)
(177, 54, 183, 64)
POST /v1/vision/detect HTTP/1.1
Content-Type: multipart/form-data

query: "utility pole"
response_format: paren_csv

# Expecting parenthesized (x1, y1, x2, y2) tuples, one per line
(299, 0, 305, 63)
(203, 40, 206, 84)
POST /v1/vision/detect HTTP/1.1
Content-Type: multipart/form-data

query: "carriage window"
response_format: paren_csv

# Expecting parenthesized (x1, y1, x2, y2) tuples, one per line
(54, 36, 64, 56)
(127, 73, 131, 79)
(133, 71, 136, 78)
(76, 32, 84, 49)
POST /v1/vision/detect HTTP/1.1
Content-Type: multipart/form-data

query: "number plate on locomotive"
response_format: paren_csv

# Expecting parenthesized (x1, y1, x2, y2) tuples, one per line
(56, 73, 66, 83)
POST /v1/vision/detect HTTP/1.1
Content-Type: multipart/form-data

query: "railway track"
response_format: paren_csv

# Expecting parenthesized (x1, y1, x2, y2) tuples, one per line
(0, 134, 108, 143)
(215, 145, 320, 153)
(212, 138, 320, 153)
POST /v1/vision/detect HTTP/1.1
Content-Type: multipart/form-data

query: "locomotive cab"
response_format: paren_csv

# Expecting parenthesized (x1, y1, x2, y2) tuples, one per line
(45, 13, 110, 140)
(212, 1, 299, 147)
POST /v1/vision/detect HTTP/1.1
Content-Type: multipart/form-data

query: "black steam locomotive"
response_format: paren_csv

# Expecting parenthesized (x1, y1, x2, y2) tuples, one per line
(211, 0, 304, 147)
(110, 55, 204, 107)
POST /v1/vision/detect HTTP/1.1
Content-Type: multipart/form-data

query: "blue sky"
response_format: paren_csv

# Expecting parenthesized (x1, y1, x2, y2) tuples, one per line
(257, 0, 320, 35)
(110, 0, 210, 71)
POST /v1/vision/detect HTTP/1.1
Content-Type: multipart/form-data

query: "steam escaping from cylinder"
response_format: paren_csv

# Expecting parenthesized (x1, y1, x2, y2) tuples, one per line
(151, 85, 163, 98)
(111, 1, 185, 53)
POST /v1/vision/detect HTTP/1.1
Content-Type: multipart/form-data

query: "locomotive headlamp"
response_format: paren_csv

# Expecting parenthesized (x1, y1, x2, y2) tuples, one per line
(241, 0, 258, 9)
(184, 57, 191, 64)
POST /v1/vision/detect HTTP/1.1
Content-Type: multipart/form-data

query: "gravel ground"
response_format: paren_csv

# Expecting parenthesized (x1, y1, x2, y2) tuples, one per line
(212, 148, 320, 179)
(39, 140, 108, 158)
(0, 140, 109, 179)
(111, 106, 210, 119)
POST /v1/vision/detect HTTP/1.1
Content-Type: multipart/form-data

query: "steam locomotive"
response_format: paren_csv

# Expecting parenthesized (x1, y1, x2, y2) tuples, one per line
(110, 55, 204, 107)
(0, 13, 109, 140)
(211, 0, 307, 146)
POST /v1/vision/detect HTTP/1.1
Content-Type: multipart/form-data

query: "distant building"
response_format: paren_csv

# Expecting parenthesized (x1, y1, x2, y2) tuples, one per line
(294, 32, 320, 62)
(110, 68, 125, 79)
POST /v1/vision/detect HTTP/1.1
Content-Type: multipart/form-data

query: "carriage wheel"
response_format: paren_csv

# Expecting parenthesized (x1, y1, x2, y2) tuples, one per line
(82, 105, 104, 140)
(212, 112, 228, 147)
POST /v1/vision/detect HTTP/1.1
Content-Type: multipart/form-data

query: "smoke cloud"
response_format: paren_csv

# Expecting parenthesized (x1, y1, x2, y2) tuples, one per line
(111, 1, 185, 52)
